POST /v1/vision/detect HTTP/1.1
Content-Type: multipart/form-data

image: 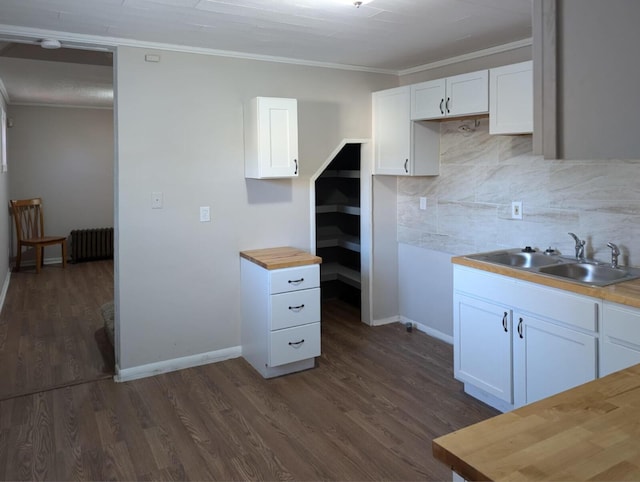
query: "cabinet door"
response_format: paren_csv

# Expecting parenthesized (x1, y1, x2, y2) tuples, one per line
(454, 294, 513, 403)
(410, 79, 446, 120)
(245, 97, 298, 179)
(489, 61, 533, 134)
(446, 70, 489, 117)
(513, 313, 597, 407)
(373, 86, 411, 175)
(601, 302, 640, 377)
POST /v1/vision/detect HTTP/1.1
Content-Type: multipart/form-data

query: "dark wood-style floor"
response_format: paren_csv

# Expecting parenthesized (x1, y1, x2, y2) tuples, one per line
(0, 260, 114, 401)
(0, 280, 498, 480)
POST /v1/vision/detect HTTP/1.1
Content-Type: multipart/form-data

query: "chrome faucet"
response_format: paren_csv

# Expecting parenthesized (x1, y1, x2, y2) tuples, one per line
(568, 232, 586, 261)
(607, 242, 620, 268)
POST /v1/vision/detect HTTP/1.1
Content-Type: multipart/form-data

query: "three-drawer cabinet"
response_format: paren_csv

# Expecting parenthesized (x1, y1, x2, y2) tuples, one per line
(240, 247, 322, 378)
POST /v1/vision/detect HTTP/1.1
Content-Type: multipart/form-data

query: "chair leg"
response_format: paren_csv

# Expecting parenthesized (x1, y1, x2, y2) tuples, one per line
(36, 246, 42, 274)
(15, 244, 21, 272)
(61, 240, 67, 269)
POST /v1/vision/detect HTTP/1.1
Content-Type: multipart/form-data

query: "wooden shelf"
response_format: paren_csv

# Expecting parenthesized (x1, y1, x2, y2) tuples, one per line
(321, 262, 361, 289)
(315, 204, 360, 216)
(320, 170, 361, 179)
(317, 233, 360, 253)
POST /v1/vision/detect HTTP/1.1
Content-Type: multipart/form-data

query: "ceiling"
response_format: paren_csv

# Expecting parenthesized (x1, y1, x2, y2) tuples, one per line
(0, 0, 533, 107)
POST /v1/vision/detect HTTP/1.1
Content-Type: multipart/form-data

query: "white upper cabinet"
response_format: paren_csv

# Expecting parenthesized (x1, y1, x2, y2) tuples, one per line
(244, 97, 299, 179)
(373, 86, 440, 176)
(489, 61, 533, 134)
(411, 70, 489, 120)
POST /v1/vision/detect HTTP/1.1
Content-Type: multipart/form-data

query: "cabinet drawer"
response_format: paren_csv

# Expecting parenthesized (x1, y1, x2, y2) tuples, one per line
(269, 323, 320, 367)
(270, 288, 320, 330)
(270, 265, 319, 294)
(603, 302, 640, 346)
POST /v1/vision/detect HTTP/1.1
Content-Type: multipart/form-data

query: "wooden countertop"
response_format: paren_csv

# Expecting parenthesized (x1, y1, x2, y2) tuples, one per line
(240, 247, 322, 270)
(453, 255, 640, 309)
(433, 363, 640, 481)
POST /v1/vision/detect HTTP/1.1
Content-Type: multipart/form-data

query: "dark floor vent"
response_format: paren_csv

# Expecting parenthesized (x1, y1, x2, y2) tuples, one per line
(70, 228, 114, 263)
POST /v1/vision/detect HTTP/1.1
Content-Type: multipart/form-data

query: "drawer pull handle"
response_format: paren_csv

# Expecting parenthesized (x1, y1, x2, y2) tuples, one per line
(288, 278, 304, 285)
(289, 339, 305, 347)
(502, 312, 508, 332)
(288, 304, 305, 311)
(518, 317, 524, 339)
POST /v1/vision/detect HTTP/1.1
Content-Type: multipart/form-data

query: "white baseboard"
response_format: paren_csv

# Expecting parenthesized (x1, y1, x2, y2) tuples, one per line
(0, 268, 11, 314)
(115, 345, 242, 382)
(371, 315, 401, 326)
(400, 316, 453, 345)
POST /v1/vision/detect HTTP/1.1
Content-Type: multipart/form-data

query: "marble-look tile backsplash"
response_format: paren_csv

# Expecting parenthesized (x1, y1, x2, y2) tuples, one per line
(398, 118, 640, 267)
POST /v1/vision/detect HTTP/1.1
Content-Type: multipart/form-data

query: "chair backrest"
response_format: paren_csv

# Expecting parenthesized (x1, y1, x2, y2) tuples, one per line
(10, 198, 45, 241)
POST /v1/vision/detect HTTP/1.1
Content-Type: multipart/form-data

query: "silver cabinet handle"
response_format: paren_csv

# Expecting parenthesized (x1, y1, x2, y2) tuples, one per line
(502, 312, 508, 332)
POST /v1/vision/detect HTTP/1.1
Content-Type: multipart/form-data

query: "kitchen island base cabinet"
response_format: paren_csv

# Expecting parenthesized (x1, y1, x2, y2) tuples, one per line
(240, 251, 321, 379)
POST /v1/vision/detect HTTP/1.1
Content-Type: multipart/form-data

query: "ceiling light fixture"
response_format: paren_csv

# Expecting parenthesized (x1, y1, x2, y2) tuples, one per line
(353, 0, 372, 7)
(40, 39, 62, 49)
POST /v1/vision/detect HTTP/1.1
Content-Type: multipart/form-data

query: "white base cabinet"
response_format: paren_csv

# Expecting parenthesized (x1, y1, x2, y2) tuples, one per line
(601, 302, 640, 377)
(454, 265, 599, 411)
(241, 259, 320, 378)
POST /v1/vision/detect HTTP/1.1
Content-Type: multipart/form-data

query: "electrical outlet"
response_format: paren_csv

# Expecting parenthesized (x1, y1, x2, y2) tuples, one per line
(151, 191, 163, 209)
(419, 197, 427, 210)
(511, 201, 523, 220)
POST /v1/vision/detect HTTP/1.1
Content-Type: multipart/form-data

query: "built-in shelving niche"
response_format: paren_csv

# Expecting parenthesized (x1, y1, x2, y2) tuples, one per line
(315, 143, 361, 308)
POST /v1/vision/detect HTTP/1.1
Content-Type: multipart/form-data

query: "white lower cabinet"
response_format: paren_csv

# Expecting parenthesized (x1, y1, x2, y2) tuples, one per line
(601, 302, 640, 377)
(241, 258, 321, 378)
(454, 265, 599, 411)
(513, 312, 597, 406)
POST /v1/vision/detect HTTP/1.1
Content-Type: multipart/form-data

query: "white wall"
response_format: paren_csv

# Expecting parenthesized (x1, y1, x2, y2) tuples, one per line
(115, 47, 396, 369)
(7, 105, 114, 259)
(0, 92, 9, 306)
(557, 0, 640, 159)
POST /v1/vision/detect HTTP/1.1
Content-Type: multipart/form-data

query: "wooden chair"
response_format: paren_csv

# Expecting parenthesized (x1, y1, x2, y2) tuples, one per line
(9, 198, 67, 274)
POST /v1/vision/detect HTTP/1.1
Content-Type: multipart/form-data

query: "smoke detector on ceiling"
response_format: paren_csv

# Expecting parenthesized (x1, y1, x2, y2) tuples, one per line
(40, 39, 62, 49)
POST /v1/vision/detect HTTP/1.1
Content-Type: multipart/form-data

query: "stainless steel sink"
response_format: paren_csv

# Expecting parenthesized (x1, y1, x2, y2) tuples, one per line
(477, 251, 565, 269)
(537, 262, 640, 286)
(466, 248, 640, 287)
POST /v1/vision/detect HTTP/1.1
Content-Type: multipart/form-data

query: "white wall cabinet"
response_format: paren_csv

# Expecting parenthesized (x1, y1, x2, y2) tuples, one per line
(372, 86, 440, 176)
(601, 302, 640, 377)
(241, 259, 320, 378)
(454, 265, 599, 412)
(489, 61, 533, 134)
(244, 97, 299, 179)
(411, 70, 489, 121)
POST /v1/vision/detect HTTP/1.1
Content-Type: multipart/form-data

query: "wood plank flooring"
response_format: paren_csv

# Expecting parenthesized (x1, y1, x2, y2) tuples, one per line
(0, 260, 114, 401)
(0, 295, 498, 481)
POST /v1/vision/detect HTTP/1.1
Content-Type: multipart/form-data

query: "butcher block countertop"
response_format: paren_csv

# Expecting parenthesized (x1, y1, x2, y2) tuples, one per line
(433, 363, 640, 481)
(240, 247, 322, 270)
(453, 255, 640, 309)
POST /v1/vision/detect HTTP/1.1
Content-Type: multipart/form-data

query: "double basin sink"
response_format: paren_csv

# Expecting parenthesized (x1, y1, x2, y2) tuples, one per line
(468, 249, 640, 287)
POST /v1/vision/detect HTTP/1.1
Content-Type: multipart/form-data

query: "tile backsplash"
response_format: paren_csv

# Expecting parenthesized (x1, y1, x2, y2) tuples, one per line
(398, 118, 640, 267)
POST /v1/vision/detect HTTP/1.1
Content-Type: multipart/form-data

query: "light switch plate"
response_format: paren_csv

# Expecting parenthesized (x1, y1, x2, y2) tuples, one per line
(200, 206, 211, 222)
(511, 201, 523, 220)
(419, 197, 427, 210)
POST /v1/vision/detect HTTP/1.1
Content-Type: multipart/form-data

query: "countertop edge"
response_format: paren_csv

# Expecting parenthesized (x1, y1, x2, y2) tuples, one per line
(240, 247, 322, 270)
(452, 255, 640, 309)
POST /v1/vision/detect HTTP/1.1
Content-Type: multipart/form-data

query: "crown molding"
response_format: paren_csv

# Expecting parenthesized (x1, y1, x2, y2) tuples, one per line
(398, 38, 533, 76)
(0, 24, 398, 75)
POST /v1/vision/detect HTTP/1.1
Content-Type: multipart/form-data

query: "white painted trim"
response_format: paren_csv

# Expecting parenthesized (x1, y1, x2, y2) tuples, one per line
(0, 24, 397, 75)
(114, 346, 242, 382)
(0, 78, 9, 104)
(400, 316, 453, 345)
(10, 102, 113, 110)
(398, 38, 533, 76)
(0, 269, 11, 314)
(371, 315, 401, 326)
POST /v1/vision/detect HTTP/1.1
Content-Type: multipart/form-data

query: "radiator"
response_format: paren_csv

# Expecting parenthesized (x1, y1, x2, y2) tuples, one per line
(70, 228, 114, 263)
